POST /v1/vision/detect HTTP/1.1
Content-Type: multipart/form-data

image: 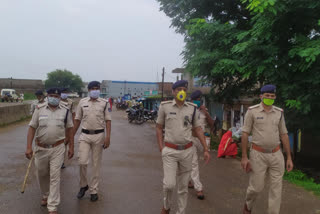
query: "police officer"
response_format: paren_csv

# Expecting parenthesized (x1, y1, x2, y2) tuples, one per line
(60, 88, 76, 169)
(25, 88, 74, 214)
(30, 90, 46, 115)
(241, 85, 293, 214)
(156, 80, 210, 214)
(73, 81, 112, 202)
(188, 90, 215, 200)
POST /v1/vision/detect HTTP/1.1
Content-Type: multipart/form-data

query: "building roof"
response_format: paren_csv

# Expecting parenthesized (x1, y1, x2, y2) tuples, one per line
(172, 68, 185, 73)
(111, 80, 157, 85)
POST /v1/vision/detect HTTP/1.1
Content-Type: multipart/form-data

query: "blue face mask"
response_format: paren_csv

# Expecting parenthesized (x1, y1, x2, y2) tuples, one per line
(89, 90, 100, 99)
(61, 93, 68, 100)
(48, 97, 60, 106)
(193, 100, 201, 108)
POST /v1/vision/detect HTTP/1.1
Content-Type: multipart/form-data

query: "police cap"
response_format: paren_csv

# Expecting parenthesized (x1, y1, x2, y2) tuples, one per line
(88, 81, 101, 89)
(35, 90, 44, 96)
(60, 88, 69, 93)
(261, 84, 276, 94)
(172, 80, 188, 90)
(190, 90, 202, 100)
(47, 88, 61, 95)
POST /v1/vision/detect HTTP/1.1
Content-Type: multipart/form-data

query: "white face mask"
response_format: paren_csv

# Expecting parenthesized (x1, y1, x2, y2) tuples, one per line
(48, 97, 60, 106)
(89, 90, 100, 99)
(61, 93, 68, 100)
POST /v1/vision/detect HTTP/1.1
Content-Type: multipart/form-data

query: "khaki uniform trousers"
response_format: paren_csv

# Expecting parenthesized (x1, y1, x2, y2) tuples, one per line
(78, 132, 104, 194)
(245, 149, 285, 214)
(34, 143, 65, 212)
(191, 137, 203, 191)
(162, 146, 193, 214)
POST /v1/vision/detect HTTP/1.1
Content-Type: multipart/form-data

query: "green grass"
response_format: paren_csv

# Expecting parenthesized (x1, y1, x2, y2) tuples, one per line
(284, 169, 320, 197)
(24, 92, 36, 101)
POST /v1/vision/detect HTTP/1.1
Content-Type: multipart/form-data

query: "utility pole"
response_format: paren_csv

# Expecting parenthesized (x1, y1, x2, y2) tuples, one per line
(161, 67, 165, 100)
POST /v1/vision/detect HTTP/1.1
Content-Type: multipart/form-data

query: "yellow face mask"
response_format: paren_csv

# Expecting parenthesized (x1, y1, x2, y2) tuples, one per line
(176, 90, 187, 101)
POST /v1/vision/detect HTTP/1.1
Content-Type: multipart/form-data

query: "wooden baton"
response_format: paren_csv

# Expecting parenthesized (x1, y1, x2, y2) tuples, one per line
(21, 152, 35, 194)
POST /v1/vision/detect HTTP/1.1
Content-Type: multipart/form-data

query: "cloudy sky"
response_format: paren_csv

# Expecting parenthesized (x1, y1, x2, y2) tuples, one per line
(0, 0, 184, 83)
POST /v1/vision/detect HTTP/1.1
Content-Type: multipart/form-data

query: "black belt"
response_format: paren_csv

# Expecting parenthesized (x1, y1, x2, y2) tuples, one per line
(82, 129, 104, 135)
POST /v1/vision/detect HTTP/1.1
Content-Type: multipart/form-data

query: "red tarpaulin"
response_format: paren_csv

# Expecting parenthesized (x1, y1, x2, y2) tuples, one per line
(218, 130, 238, 158)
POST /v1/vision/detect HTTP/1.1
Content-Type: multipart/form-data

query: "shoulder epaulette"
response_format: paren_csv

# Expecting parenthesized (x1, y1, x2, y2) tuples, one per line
(36, 103, 47, 109)
(187, 102, 197, 107)
(160, 101, 173, 105)
(98, 98, 108, 103)
(248, 104, 260, 110)
(59, 103, 69, 110)
(274, 106, 284, 112)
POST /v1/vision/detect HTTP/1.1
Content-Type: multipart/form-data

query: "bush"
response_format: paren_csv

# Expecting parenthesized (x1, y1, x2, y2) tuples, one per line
(24, 93, 36, 101)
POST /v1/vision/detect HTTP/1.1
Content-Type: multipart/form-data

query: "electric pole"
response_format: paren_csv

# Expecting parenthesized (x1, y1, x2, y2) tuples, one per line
(161, 67, 165, 100)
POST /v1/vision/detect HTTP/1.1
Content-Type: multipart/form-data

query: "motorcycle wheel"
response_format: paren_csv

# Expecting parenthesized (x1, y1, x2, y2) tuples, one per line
(136, 116, 144, 125)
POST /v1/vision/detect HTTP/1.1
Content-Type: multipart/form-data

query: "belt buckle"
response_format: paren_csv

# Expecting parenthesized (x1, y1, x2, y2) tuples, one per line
(46, 144, 53, 149)
(177, 145, 185, 150)
(264, 148, 273, 153)
(89, 130, 95, 134)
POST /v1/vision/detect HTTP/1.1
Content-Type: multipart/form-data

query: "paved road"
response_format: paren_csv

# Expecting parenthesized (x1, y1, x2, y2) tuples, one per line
(0, 111, 319, 214)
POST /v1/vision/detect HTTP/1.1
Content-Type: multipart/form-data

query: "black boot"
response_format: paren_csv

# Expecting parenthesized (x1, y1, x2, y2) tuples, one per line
(77, 185, 89, 199)
(90, 194, 99, 202)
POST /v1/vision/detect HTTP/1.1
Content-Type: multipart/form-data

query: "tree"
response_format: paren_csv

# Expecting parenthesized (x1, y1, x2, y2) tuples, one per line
(45, 69, 84, 92)
(157, 0, 320, 131)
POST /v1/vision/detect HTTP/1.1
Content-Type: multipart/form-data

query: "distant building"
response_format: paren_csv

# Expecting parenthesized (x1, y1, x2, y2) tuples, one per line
(0, 78, 44, 94)
(157, 82, 173, 97)
(101, 80, 159, 98)
(172, 68, 211, 94)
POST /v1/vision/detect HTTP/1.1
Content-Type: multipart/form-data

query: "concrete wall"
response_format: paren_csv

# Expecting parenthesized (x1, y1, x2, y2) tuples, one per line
(0, 104, 31, 125)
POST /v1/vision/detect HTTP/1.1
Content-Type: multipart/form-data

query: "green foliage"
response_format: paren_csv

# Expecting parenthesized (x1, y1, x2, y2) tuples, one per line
(242, 0, 277, 14)
(211, 135, 220, 151)
(284, 170, 320, 197)
(158, 0, 320, 131)
(45, 69, 84, 92)
(23, 93, 36, 101)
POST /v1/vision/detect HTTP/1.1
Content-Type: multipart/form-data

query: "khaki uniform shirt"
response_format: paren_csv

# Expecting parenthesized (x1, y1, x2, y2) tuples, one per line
(60, 98, 76, 114)
(30, 100, 47, 115)
(29, 103, 74, 145)
(198, 110, 208, 132)
(75, 97, 112, 130)
(157, 99, 201, 145)
(242, 103, 288, 149)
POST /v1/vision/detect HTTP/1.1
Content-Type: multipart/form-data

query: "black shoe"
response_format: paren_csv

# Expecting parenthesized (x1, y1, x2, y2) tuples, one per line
(197, 191, 205, 200)
(90, 194, 98, 202)
(197, 194, 205, 200)
(61, 163, 66, 169)
(77, 185, 89, 199)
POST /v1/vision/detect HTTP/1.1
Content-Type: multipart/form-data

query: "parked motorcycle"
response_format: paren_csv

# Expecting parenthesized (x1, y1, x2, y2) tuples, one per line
(143, 109, 158, 123)
(126, 105, 144, 124)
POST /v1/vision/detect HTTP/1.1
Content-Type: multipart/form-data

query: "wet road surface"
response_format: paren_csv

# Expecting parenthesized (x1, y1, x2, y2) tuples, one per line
(0, 111, 319, 214)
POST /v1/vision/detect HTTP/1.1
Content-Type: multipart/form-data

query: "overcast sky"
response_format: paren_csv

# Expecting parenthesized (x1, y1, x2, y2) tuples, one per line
(0, 0, 184, 83)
